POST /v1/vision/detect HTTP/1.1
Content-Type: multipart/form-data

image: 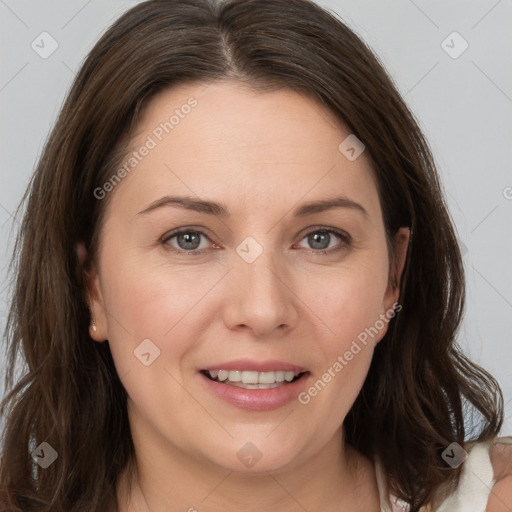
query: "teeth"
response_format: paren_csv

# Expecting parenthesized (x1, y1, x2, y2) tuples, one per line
(206, 369, 301, 384)
(228, 370, 242, 382)
(217, 370, 229, 381)
(284, 371, 295, 382)
(259, 371, 277, 384)
(242, 371, 259, 384)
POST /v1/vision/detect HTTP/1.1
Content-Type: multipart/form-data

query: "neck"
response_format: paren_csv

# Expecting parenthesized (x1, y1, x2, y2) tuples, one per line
(117, 412, 380, 512)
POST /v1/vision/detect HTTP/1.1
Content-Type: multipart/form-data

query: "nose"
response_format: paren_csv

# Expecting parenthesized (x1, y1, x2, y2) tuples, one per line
(222, 248, 299, 338)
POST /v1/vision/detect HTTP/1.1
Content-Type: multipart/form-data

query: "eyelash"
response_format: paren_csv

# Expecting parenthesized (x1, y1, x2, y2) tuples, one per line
(160, 226, 352, 256)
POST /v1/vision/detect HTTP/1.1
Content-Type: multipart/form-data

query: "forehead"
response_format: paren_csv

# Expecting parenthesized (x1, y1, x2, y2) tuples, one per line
(105, 80, 381, 221)
(135, 80, 354, 168)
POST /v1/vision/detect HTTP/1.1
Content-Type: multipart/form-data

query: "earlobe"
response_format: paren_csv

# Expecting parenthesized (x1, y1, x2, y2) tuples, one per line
(76, 242, 88, 266)
(87, 266, 109, 342)
(374, 228, 410, 345)
(76, 242, 108, 342)
(384, 227, 411, 309)
(393, 227, 411, 292)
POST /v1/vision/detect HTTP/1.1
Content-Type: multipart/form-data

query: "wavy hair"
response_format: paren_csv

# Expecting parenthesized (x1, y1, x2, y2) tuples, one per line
(0, 0, 503, 510)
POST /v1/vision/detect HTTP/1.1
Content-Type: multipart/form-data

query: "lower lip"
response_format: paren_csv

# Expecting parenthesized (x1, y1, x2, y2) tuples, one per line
(200, 372, 310, 411)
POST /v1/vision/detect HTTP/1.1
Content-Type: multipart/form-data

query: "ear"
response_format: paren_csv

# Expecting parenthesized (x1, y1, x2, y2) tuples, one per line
(76, 242, 109, 342)
(382, 227, 410, 312)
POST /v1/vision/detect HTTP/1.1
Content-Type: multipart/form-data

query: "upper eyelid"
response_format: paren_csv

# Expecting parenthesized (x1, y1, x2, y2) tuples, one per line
(297, 226, 351, 239)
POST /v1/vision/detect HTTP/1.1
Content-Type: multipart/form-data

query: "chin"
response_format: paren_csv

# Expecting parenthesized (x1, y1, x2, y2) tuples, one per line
(197, 435, 306, 474)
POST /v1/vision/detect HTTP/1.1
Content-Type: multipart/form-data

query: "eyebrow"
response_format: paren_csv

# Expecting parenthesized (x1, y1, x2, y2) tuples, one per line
(137, 195, 368, 219)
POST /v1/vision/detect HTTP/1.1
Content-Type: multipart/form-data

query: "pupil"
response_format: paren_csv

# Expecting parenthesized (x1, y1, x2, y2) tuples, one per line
(309, 231, 330, 250)
(178, 232, 200, 250)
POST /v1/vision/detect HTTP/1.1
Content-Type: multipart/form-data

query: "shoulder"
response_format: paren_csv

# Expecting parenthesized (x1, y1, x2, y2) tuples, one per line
(378, 437, 512, 512)
(486, 436, 512, 512)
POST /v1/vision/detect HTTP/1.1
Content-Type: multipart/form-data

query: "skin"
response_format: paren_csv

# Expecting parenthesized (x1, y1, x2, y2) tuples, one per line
(486, 442, 512, 511)
(83, 80, 410, 511)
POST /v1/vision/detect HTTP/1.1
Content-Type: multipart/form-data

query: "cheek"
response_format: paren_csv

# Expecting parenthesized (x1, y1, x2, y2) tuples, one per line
(296, 293, 383, 434)
(99, 264, 204, 428)
(101, 240, 195, 329)
(303, 258, 390, 344)
(98, 248, 228, 381)
(295, 257, 389, 407)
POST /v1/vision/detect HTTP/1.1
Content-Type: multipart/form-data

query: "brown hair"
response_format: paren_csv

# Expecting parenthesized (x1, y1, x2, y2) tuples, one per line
(0, 0, 503, 510)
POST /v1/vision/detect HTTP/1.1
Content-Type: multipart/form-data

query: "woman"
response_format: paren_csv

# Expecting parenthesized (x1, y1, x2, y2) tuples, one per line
(0, 0, 510, 510)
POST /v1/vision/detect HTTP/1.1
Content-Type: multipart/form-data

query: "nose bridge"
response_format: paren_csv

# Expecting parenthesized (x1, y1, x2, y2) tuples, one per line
(223, 236, 298, 335)
(241, 247, 282, 299)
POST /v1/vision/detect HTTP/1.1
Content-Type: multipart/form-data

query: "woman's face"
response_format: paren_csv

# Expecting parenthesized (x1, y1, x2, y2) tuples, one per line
(87, 80, 409, 474)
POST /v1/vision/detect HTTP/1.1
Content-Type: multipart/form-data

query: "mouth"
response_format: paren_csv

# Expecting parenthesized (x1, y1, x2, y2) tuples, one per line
(200, 369, 308, 389)
(198, 359, 311, 411)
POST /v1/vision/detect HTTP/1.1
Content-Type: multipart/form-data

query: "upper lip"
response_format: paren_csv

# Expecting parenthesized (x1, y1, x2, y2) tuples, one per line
(201, 359, 308, 373)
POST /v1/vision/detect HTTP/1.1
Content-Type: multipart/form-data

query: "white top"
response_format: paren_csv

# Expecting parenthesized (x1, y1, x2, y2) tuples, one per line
(374, 436, 512, 512)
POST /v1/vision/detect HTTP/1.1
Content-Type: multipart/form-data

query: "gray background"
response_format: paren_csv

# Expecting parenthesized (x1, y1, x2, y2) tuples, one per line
(1, 0, 511, 435)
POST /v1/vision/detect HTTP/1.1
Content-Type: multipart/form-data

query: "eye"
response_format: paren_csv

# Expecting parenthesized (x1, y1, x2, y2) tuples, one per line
(161, 229, 216, 254)
(160, 226, 351, 256)
(296, 227, 351, 254)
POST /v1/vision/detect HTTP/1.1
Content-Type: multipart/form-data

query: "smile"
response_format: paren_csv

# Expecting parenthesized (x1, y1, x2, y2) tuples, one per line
(201, 369, 305, 389)
(199, 367, 311, 411)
